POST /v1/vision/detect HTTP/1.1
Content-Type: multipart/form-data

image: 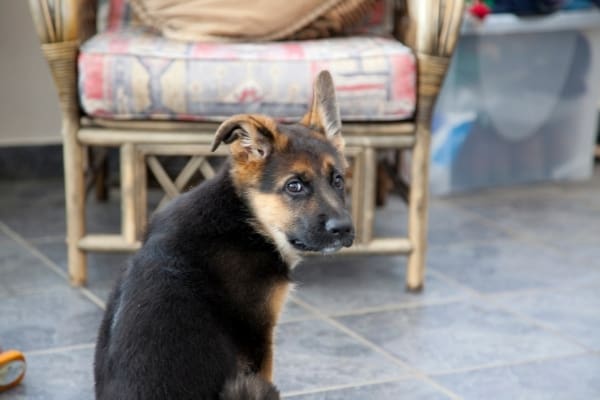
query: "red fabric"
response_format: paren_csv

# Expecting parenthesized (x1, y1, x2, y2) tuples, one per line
(469, 2, 491, 19)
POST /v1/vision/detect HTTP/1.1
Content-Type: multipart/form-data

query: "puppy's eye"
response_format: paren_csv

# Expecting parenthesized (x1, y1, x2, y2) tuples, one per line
(286, 179, 304, 194)
(332, 174, 344, 190)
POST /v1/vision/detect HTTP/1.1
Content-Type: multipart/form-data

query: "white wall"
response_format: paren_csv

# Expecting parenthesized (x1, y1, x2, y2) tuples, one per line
(0, 1, 62, 146)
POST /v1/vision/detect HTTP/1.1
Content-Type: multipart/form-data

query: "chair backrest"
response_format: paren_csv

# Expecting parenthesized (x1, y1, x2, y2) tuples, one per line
(99, 0, 396, 36)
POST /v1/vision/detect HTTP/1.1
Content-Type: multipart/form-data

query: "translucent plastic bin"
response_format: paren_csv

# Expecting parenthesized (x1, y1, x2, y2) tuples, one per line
(430, 10, 600, 195)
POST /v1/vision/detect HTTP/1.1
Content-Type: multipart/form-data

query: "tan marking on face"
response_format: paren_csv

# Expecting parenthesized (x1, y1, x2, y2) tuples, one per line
(290, 157, 316, 180)
(247, 191, 301, 267)
(321, 154, 335, 175)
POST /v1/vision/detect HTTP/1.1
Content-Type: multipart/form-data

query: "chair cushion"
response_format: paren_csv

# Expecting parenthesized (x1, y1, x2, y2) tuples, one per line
(78, 28, 416, 122)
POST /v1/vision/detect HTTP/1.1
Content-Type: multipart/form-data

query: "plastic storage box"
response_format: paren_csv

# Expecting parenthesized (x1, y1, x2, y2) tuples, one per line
(430, 10, 600, 195)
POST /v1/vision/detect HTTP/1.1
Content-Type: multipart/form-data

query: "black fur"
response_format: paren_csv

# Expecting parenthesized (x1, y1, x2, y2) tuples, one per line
(94, 165, 285, 400)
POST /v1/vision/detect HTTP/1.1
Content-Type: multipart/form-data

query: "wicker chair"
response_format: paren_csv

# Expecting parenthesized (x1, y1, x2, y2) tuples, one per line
(28, 0, 464, 291)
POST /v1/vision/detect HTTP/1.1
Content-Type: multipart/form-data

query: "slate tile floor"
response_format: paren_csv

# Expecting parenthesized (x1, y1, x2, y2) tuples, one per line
(1, 167, 599, 399)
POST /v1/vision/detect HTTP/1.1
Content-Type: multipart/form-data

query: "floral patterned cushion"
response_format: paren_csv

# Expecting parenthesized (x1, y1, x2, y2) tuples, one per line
(78, 28, 416, 122)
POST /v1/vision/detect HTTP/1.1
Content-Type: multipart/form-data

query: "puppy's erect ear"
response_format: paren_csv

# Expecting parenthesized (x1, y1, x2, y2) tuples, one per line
(301, 70, 344, 152)
(211, 115, 275, 161)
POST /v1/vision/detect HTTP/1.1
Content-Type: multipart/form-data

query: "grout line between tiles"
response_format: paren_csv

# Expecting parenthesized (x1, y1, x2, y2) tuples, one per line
(441, 202, 532, 243)
(350, 268, 597, 375)
(441, 199, 600, 261)
(26, 343, 96, 357)
(0, 285, 65, 300)
(294, 291, 593, 380)
(277, 300, 320, 325)
(0, 220, 107, 311)
(482, 284, 585, 300)
(483, 297, 595, 353)
(278, 316, 317, 325)
(80, 287, 107, 310)
(428, 269, 594, 353)
(0, 221, 69, 281)
(27, 234, 67, 245)
(429, 255, 600, 301)
(308, 295, 471, 320)
(426, 269, 481, 297)
(429, 350, 591, 377)
(281, 376, 414, 398)
(290, 297, 464, 400)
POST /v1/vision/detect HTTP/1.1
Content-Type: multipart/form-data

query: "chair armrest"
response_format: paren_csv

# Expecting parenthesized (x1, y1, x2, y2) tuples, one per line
(28, 0, 97, 117)
(394, 0, 465, 123)
(395, 0, 465, 57)
(28, 0, 97, 44)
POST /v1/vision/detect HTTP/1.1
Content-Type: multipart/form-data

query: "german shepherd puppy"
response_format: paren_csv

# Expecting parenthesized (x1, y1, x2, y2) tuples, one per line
(94, 71, 354, 400)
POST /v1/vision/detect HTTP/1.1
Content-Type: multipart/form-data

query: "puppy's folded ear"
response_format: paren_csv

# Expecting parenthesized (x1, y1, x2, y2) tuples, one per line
(301, 70, 344, 153)
(212, 115, 275, 161)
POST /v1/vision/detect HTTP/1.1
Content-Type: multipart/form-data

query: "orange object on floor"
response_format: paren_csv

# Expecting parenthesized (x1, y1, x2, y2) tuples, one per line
(0, 349, 26, 392)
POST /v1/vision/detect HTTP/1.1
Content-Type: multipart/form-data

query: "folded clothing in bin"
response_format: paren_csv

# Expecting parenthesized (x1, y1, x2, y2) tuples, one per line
(492, 0, 598, 14)
(430, 13, 600, 195)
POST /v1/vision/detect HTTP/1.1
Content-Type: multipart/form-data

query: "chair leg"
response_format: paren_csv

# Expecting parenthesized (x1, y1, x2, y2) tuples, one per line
(62, 118, 87, 286)
(360, 147, 377, 244)
(120, 143, 138, 244)
(134, 151, 148, 239)
(406, 124, 432, 292)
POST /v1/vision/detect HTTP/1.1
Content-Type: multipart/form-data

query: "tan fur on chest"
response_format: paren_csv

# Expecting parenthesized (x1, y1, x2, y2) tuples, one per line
(259, 281, 290, 382)
(267, 282, 290, 323)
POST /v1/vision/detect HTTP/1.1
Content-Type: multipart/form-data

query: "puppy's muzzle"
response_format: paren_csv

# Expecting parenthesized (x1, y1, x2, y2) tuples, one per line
(325, 216, 354, 246)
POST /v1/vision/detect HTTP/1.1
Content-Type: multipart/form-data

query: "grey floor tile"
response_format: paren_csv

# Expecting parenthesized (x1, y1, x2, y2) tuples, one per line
(428, 239, 595, 294)
(0, 240, 65, 297)
(274, 319, 410, 394)
(427, 202, 511, 248)
(492, 284, 600, 350)
(32, 240, 128, 284)
(538, 236, 600, 273)
(0, 179, 123, 240)
(293, 255, 470, 315)
(336, 300, 583, 374)
(88, 286, 113, 306)
(0, 180, 66, 240)
(434, 354, 600, 400)
(373, 196, 405, 236)
(448, 183, 600, 242)
(1, 347, 95, 400)
(373, 196, 509, 247)
(0, 231, 11, 241)
(0, 287, 103, 352)
(32, 240, 128, 304)
(286, 379, 451, 400)
(280, 300, 315, 323)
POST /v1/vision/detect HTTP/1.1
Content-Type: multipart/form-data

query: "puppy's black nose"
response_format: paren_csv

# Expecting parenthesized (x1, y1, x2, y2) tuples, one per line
(325, 217, 353, 236)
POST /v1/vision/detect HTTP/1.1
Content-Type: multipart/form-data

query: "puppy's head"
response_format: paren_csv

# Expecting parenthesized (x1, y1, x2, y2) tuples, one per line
(212, 71, 354, 265)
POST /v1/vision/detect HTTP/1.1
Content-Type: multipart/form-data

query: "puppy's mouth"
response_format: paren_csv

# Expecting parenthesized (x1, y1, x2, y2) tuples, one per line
(289, 238, 353, 253)
(289, 239, 315, 252)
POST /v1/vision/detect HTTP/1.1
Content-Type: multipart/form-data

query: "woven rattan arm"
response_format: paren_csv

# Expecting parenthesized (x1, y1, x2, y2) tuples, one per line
(28, 0, 97, 112)
(395, 0, 465, 121)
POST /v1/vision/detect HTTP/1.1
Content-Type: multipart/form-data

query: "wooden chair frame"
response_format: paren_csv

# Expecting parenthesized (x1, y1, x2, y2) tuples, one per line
(28, 0, 464, 291)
